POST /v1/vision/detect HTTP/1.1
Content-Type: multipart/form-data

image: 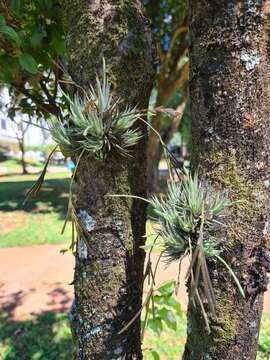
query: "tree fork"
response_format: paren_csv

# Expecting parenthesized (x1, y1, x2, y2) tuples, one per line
(184, 1, 270, 359)
(62, 1, 156, 359)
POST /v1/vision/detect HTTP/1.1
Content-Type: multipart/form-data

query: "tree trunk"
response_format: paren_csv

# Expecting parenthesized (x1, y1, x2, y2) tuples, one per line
(184, 1, 270, 359)
(18, 137, 27, 175)
(62, 1, 155, 359)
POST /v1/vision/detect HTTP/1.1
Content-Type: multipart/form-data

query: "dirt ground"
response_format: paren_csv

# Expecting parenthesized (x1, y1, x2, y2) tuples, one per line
(0, 244, 269, 321)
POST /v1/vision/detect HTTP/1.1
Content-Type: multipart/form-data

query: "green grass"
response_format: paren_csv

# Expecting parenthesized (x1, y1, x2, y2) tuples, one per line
(0, 158, 43, 172)
(0, 169, 157, 248)
(258, 314, 270, 360)
(143, 314, 187, 359)
(0, 311, 269, 359)
(0, 171, 71, 247)
(0, 312, 72, 360)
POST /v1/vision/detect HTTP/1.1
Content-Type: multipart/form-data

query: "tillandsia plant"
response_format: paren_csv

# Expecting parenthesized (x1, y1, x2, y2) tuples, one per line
(111, 169, 245, 334)
(47, 59, 143, 160)
(24, 58, 143, 199)
(149, 170, 245, 332)
(24, 59, 145, 255)
(24, 58, 182, 203)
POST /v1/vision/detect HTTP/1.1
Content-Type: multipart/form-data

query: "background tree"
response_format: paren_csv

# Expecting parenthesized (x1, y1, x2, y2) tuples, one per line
(13, 118, 29, 174)
(184, 1, 270, 359)
(144, 0, 189, 193)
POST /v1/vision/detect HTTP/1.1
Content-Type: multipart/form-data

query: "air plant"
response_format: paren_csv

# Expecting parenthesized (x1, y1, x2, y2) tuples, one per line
(110, 169, 245, 333)
(47, 59, 143, 160)
(24, 59, 143, 203)
(150, 171, 245, 331)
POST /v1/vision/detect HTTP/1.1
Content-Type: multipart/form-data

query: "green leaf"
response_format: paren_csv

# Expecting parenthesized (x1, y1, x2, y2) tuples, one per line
(43, 0, 52, 9)
(167, 297, 182, 316)
(148, 317, 163, 335)
(30, 30, 46, 48)
(19, 53, 38, 74)
(216, 254, 245, 298)
(153, 294, 165, 305)
(157, 280, 176, 296)
(140, 243, 156, 251)
(0, 55, 19, 82)
(51, 35, 67, 56)
(0, 15, 6, 26)
(0, 25, 21, 45)
(158, 308, 177, 331)
(35, 51, 51, 68)
(150, 350, 160, 360)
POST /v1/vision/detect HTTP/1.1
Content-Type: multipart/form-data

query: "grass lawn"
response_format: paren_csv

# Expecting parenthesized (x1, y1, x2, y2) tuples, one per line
(0, 158, 42, 172)
(0, 168, 156, 248)
(0, 171, 71, 247)
(0, 312, 72, 360)
(0, 311, 269, 360)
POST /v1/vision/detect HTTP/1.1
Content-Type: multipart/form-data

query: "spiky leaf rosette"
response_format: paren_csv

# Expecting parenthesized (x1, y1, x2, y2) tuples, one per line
(48, 60, 143, 159)
(151, 172, 228, 263)
(150, 172, 245, 330)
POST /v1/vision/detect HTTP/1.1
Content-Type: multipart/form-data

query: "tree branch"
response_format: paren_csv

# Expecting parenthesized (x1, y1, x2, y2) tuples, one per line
(13, 83, 60, 118)
(157, 17, 188, 88)
(162, 86, 188, 144)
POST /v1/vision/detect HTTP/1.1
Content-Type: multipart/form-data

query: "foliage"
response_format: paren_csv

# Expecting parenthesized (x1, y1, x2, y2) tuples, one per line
(0, 1, 65, 80)
(151, 172, 228, 262)
(0, 1, 189, 120)
(258, 313, 270, 360)
(142, 281, 181, 336)
(143, 280, 186, 360)
(0, 0, 66, 119)
(143, 0, 187, 52)
(48, 61, 142, 159)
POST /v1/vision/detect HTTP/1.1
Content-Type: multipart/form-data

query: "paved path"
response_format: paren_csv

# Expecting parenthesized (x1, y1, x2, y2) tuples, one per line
(0, 245, 269, 320)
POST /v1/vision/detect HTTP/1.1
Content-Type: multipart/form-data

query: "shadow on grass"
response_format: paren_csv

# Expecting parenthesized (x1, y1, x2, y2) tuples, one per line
(0, 290, 34, 317)
(0, 286, 72, 319)
(0, 311, 73, 360)
(0, 178, 70, 219)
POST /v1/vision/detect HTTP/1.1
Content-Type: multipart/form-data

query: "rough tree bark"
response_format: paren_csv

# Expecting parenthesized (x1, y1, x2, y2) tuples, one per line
(184, 1, 270, 359)
(62, 1, 156, 359)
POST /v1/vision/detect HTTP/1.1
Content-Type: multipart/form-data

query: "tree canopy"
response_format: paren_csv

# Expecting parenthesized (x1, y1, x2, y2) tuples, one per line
(0, 0, 65, 119)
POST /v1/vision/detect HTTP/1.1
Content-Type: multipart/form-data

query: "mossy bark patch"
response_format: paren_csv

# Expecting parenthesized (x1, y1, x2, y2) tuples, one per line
(184, 1, 270, 359)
